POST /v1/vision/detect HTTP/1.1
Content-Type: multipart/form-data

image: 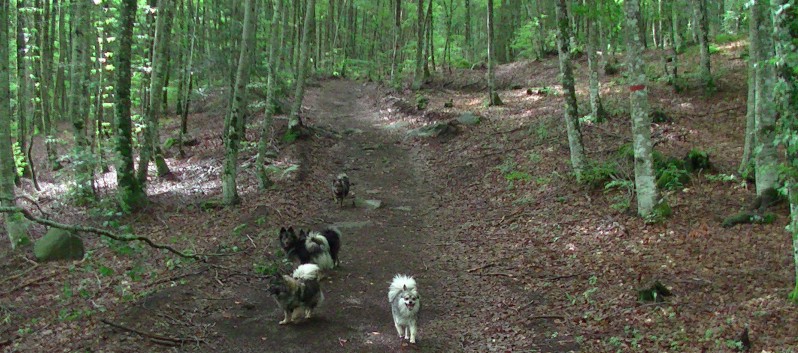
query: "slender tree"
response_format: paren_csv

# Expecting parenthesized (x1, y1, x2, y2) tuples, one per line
(390, 0, 401, 82)
(554, 0, 584, 177)
(257, 0, 285, 189)
(137, 0, 174, 183)
(287, 0, 315, 133)
(464, 0, 472, 62)
(221, 0, 257, 205)
(752, 0, 778, 196)
(412, 0, 425, 90)
(740, 2, 758, 174)
(624, 0, 658, 216)
(771, 0, 798, 303)
(487, 0, 502, 105)
(694, 0, 713, 89)
(115, 0, 147, 211)
(16, 0, 29, 177)
(69, 0, 94, 202)
(586, 0, 606, 122)
(0, 0, 26, 248)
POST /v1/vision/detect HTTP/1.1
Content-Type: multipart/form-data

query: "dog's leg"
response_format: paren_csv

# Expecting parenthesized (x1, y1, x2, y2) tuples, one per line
(394, 321, 403, 338)
(279, 310, 292, 325)
(304, 308, 313, 319)
(409, 322, 417, 343)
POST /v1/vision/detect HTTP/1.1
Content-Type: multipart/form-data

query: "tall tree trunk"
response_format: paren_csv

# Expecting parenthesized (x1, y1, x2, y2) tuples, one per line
(624, 0, 658, 217)
(423, 0, 433, 78)
(179, 0, 197, 158)
(771, 0, 798, 302)
(487, 0, 502, 105)
(695, 0, 713, 89)
(222, 0, 257, 205)
(69, 0, 94, 202)
(137, 0, 174, 183)
(464, 0, 471, 62)
(740, 3, 757, 175)
(411, 0, 424, 90)
(555, 0, 584, 178)
(16, 0, 29, 178)
(115, 0, 146, 211)
(257, 0, 284, 190)
(752, 0, 778, 196)
(0, 0, 27, 249)
(288, 0, 315, 133)
(389, 0, 401, 82)
(586, 1, 606, 122)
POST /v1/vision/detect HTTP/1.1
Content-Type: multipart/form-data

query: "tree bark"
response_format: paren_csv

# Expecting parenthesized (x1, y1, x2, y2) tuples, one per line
(221, 0, 257, 205)
(69, 0, 94, 202)
(137, 0, 174, 183)
(389, 0, 401, 82)
(287, 0, 315, 133)
(752, 0, 778, 196)
(694, 0, 713, 89)
(554, 0, 584, 178)
(257, 0, 285, 190)
(0, 0, 27, 249)
(411, 0, 424, 90)
(16, 0, 29, 178)
(586, 1, 606, 122)
(487, 0, 501, 106)
(114, 0, 147, 211)
(624, 0, 658, 217)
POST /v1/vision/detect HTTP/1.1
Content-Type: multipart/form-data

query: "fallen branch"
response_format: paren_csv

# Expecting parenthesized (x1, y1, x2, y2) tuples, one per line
(0, 263, 39, 285)
(528, 315, 565, 321)
(0, 206, 199, 260)
(100, 319, 205, 346)
(2, 273, 55, 295)
(146, 268, 210, 288)
(466, 263, 496, 273)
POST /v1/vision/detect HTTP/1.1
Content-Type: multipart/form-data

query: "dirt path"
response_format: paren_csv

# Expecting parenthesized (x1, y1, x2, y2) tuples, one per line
(191, 80, 453, 352)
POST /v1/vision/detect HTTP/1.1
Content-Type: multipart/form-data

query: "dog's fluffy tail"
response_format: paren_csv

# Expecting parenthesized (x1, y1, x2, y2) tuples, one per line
(388, 274, 417, 302)
(292, 264, 321, 281)
(305, 233, 331, 253)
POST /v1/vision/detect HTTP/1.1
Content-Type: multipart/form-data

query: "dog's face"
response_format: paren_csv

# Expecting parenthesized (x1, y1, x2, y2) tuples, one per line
(400, 285, 419, 310)
(279, 227, 299, 250)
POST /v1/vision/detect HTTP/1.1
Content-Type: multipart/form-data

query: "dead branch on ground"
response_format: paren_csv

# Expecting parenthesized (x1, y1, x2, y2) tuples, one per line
(100, 319, 205, 346)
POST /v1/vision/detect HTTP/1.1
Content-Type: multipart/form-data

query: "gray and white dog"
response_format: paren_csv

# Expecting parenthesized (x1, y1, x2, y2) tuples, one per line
(332, 173, 351, 206)
(388, 274, 421, 343)
(268, 264, 324, 325)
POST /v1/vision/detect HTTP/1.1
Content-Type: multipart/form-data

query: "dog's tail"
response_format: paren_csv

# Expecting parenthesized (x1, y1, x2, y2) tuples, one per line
(305, 232, 331, 253)
(388, 274, 417, 302)
(292, 264, 322, 281)
(319, 227, 342, 240)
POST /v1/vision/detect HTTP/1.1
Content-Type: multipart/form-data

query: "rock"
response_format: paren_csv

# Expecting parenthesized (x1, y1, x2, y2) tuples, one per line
(407, 122, 458, 138)
(355, 199, 383, 209)
(34, 228, 85, 262)
(457, 112, 481, 125)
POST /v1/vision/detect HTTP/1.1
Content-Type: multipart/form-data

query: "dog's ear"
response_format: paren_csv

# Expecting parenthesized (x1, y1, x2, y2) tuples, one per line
(280, 227, 286, 232)
(403, 284, 408, 291)
(288, 226, 294, 233)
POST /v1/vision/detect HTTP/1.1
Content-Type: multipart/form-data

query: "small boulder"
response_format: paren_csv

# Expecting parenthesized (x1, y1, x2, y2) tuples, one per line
(34, 228, 85, 262)
(355, 199, 383, 210)
(408, 122, 458, 138)
(457, 112, 481, 126)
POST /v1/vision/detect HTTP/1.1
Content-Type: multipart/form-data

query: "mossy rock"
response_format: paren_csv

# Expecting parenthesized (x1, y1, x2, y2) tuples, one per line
(34, 228, 84, 262)
(457, 112, 481, 126)
(407, 122, 458, 138)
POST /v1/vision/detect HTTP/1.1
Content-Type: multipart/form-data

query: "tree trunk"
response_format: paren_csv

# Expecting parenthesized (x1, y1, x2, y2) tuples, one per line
(179, 0, 197, 158)
(624, 0, 658, 217)
(115, 0, 147, 211)
(487, 0, 501, 105)
(586, 1, 606, 122)
(137, 0, 174, 183)
(389, 0, 401, 82)
(16, 0, 29, 178)
(694, 0, 713, 89)
(69, 0, 94, 202)
(257, 0, 284, 190)
(752, 0, 778, 196)
(288, 0, 315, 133)
(0, 0, 27, 249)
(740, 3, 758, 175)
(770, 0, 798, 302)
(554, 0, 584, 178)
(221, 0, 257, 205)
(464, 0, 471, 62)
(411, 0, 424, 90)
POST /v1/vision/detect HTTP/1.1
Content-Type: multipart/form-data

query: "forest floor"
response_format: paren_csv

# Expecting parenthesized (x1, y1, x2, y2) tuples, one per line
(3, 39, 798, 353)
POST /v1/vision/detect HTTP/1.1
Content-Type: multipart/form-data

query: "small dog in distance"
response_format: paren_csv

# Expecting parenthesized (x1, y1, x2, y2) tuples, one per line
(332, 173, 351, 207)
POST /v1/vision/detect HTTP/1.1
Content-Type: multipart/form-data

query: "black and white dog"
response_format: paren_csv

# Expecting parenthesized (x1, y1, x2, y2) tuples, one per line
(278, 226, 342, 269)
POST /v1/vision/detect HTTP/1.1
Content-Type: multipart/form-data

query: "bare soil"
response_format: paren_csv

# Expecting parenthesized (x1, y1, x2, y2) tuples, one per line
(2, 40, 798, 353)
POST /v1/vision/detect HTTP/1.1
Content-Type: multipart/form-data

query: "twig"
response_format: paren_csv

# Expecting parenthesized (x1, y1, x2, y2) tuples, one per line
(14, 195, 48, 218)
(0, 263, 39, 285)
(100, 319, 205, 346)
(474, 272, 516, 279)
(245, 234, 257, 248)
(466, 263, 496, 273)
(146, 268, 209, 288)
(528, 315, 566, 321)
(0, 206, 199, 259)
(2, 274, 54, 295)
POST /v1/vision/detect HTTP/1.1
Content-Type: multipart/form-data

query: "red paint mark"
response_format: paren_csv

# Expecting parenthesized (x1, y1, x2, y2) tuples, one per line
(629, 85, 646, 92)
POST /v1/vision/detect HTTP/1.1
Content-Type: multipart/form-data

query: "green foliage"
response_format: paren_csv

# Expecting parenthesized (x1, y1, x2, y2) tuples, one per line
(263, 163, 299, 180)
(415, 94, 429, 110)
(656, 164, 690, 190)
(580, 160, 620, 188)
(12, 142, 27, 177)
(645, 199, 673, 224)
(708, 45, 721, 55)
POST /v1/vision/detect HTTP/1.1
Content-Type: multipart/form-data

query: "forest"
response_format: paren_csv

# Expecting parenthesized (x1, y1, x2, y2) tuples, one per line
(1, 0, 798, 351)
